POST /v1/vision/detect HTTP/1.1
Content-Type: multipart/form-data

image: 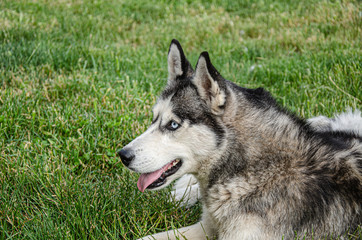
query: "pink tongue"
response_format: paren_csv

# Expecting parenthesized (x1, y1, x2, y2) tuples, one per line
(137, 162, 173, 192)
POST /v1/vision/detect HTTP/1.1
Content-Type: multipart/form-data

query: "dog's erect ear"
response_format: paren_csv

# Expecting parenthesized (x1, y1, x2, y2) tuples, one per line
(193, 52, 226, 115)
(167, 39, 193, 85)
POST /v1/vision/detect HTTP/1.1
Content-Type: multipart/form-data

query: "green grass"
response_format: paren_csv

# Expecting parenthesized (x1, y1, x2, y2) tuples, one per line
(0, 0, 361, 239)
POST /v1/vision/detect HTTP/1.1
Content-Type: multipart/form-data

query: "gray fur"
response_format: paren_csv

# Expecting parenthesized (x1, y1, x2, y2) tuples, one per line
(119, 40, 362, 240)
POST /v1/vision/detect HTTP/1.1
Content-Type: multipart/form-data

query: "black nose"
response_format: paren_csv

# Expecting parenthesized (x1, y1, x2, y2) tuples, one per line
(117, 149, 135, 167)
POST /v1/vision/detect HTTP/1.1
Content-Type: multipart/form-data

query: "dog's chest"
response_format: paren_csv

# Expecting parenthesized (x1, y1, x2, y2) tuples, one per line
(203, 177, 255, 222)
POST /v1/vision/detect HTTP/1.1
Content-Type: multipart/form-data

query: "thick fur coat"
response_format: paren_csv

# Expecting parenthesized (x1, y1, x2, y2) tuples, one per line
(119, 40, 361, 240)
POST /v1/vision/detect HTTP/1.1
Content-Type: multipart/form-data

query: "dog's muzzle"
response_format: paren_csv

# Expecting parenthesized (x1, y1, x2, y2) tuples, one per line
(118, 148, 134, 167)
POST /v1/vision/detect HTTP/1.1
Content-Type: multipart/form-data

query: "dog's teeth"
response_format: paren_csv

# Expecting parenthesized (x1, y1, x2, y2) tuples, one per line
(171, 159, 179, 168)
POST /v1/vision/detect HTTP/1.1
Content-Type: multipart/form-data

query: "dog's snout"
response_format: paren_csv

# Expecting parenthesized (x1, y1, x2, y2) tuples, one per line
(118, 149, 135, 167)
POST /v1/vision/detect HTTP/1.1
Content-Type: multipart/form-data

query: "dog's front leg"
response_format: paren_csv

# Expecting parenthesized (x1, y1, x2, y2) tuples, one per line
(137, 221, 211, 240)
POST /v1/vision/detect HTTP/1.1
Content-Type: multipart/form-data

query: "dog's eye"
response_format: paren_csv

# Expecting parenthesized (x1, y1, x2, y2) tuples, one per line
(166, 120, 180, 131)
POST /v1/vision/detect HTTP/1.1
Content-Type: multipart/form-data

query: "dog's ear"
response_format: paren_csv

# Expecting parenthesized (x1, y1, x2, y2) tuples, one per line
(193, 52, 226, 115)
(167, 39, 193, 85)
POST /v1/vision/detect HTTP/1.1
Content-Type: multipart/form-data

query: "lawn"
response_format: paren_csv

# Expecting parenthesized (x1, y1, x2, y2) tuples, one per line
(0, 0, 361, 239)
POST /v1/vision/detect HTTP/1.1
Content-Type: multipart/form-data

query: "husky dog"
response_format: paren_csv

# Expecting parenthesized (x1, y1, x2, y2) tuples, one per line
(118, 39, 362, 240)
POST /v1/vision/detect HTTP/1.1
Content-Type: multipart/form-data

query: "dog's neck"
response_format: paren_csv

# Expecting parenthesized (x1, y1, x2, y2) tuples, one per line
(196, 88, 313, 194)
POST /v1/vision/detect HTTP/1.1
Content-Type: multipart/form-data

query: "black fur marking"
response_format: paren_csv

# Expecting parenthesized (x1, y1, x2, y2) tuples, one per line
(319, 130, 362, 143)
(242, 87, 279, 109)
(152, 114, 159, 124)
(161, 79, 226, 146)
(198, 52, 221, 80)
(173, 92, 225, 146)
(161, 76, 193, 99)
(238, 84, 310, 134)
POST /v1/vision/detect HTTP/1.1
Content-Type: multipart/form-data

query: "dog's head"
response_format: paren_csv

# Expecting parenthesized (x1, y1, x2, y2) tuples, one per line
(118, 40, 229, 192)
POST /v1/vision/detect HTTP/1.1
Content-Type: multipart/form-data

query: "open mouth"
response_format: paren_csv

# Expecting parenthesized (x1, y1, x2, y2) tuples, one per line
(137, 159, 182, 192)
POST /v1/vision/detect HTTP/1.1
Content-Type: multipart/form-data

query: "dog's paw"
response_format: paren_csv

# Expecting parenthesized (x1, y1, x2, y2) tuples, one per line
(170, 174, 201, 208)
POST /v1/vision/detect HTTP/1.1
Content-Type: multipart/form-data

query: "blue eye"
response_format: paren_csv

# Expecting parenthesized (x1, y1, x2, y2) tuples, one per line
(167, 120, 180, 131)
(171, 121, 179, 129)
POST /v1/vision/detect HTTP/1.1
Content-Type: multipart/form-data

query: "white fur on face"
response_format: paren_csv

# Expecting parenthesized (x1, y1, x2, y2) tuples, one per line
(123, 97, 218, 189)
